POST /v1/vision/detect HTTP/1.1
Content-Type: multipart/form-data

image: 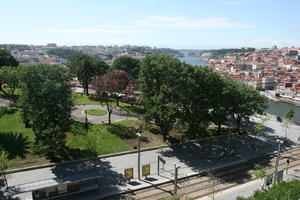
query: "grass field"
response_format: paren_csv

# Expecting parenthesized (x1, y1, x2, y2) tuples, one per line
(85, 109, 107, 116)
(72, 93, 145, 114)
(0, 106, 162, 169)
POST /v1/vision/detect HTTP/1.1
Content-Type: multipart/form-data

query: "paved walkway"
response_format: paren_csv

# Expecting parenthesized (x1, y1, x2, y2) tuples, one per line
(71, 104, 142, 124)
(0, 97, 10, 107)
(197, 164, 300, 200)
(3, 114, 300, 200)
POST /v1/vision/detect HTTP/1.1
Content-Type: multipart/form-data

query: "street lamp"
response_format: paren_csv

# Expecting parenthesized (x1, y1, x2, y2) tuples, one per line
(136, 132, 142, 180)
(173, 163, 181, 195)
(273, 139, 284, 184)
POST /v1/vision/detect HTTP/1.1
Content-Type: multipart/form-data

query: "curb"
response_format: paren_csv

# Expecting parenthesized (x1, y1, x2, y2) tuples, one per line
(4, 145, 168, 175)
(102, 145, 300, 199)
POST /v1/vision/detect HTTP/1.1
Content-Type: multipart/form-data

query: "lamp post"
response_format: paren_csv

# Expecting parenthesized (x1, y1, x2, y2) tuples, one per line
(173, 163, 181, 195)
(273, 139, 284, 184)
(136, 132, 142, 180)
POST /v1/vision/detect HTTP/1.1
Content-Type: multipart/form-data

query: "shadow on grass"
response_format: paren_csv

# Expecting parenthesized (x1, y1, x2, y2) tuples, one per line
(0, 131, 30, 159)
(0, 107, 18, 118)
(120, 104, 145, 115)
(107, 124, 137, 139)
(70, 121, 91, 135)
(149, 128, 161, 135)
(65, 148, 98, 160)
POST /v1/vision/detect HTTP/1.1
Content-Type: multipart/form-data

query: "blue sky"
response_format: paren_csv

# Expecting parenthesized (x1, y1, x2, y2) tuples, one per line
(1, 0, 300, 49)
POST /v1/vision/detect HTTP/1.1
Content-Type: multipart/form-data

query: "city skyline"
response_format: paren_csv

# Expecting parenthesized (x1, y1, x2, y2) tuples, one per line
(1, 0, 300, 49)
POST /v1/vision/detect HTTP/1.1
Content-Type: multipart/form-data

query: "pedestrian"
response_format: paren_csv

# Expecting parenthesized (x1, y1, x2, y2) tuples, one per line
(286, 158, 290, 174)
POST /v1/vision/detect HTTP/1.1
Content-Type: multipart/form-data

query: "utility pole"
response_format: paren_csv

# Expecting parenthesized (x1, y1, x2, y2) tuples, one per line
(273, 139, 283, 184)
(173, 164, 180, 195)
(136, 132, 142, 180)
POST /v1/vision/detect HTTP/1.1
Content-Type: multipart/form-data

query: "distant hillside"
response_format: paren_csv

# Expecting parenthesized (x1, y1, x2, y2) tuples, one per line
(47, 48, 80, 59)
(202, 48, 256, 59)
(151, 48, 184, 57)
(0, 44, 30, 53)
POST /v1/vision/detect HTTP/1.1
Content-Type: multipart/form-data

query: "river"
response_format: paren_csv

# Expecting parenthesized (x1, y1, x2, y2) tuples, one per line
(266, 100, 300, 121)
(179, 56, 300, 121)
(179, 55, 207, 66)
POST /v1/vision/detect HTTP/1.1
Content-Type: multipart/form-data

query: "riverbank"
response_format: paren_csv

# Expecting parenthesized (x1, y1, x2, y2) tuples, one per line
(261, 91, 300, 107)
(265, 100, 300, 121)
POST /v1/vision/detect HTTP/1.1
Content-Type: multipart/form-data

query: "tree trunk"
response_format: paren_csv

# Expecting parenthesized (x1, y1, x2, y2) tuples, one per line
(217, 123, 222, 134)
(3, 173, 8, 187)
(160, 127, 168, 142)
(162, 132, 167, 142)
(116, 97, 119, 107)
(86, 85, 89, 96)
(236, 118, 241, 131)
(108, 110, 112, 124)
(106, 101, 112, 124)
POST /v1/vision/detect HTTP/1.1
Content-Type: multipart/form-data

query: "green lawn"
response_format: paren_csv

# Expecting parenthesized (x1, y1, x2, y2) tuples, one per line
(0, 108, 35, 144)
(72, 93, 101, 105)
(67, 123, 130, 155)
(0, 107, 154, 169)
(72, 93, 145, 114)
(85, 109, 107, 116)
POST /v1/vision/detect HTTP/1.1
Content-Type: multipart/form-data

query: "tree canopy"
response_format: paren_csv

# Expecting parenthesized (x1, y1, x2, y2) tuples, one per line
(139, 53, 267, 140)
(0, 66, 20, 102)
(68, 53, 109, 95)
(286, 109, 295, 120)
(0, 49, 19, 91)
(139, 54, 186, 141)
(0, 49, 18, 67)
(19, 64, 73, 162)
(112, 56, 141, 79)
(236, 180, 300, 200)
(47, 48, 79, 59)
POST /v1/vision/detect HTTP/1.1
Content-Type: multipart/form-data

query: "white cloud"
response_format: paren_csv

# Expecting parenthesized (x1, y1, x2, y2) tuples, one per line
(37, 16, 256, 36)
(137, 16, 257, 29)
(37, 28, 144, 34)
(239, 38, 300, 47)
(223, 1, 243, 5)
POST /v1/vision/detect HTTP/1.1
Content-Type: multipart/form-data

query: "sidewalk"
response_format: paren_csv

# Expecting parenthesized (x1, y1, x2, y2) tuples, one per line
(197, 164, 300, 200)
(4, 115, 300, 200)
(7, 142, 295, 200)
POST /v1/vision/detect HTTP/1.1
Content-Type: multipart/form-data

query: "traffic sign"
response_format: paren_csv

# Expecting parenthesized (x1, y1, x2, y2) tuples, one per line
(124, 168, 134, 181)
(142, 164, 150, 178)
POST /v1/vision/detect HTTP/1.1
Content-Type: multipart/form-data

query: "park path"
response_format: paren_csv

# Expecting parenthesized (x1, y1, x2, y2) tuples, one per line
(5, 113, 300, 200)
(0, 97, 10, 107)
(71, 104, 143, 123)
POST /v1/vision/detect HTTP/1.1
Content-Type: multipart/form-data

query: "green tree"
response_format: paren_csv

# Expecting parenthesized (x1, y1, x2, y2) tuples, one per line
(68, 53, 108, 95)
(139, 54, 184, 141)
(229, 82, 267, 130)
(251, 115, 269, 147)
(0, 66, 20, 102)
(0, 150, 9, 186)
(47, 48, 79, 59)
(19, 64, 73, 162)
(283, 109, 295, 138)
(0, 49, 18, 68)
(209, 77, 237, 134)
(254, 164, 272, 190)
(112, 56, 141, 79)
(286, 109, 295, 120)
(0, 49, 18, 91)
(179, 66, 223, 138)
(236, 180, 300, 200)
(86, 125, 105, 155)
